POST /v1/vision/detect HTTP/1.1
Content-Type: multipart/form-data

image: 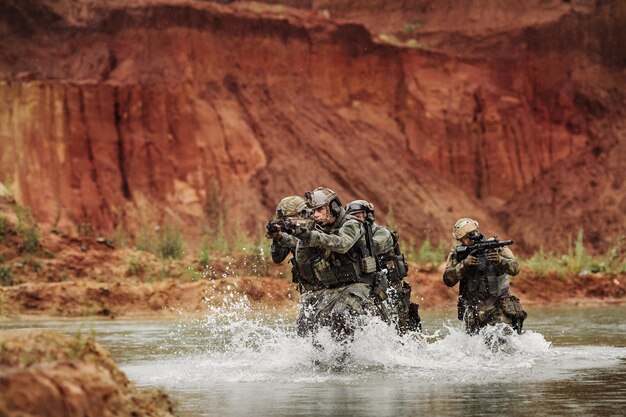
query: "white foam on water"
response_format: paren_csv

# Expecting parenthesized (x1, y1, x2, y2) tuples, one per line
(122, 295, 626, 390)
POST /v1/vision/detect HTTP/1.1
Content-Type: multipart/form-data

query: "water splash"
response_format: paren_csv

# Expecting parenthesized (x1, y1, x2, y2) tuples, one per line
(124, 294, 571, 388)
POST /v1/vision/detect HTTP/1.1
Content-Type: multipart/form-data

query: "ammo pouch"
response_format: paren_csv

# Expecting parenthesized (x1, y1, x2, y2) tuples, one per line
(498, 295, 526, 319)
(498, 295, 528, 333)
(383, 254, 409, 283)
(360, 256, 377, 274)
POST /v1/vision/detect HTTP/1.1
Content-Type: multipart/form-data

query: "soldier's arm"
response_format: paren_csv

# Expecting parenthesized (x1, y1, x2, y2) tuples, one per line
(498, 246, 519, 276)
(277, 233, 298, 250)
(443, 250, 464, 287)
(308, 219, 363, 254)
(373, 227, 394, 256)
(270, 233, 297, 264)
(270, 240, 291, 264)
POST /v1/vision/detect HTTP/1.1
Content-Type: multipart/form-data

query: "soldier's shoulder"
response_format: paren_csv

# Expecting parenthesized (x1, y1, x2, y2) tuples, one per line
(343, 214, 360, 222)
(342, 215, 362, 227)
(372, 223, 393, 235)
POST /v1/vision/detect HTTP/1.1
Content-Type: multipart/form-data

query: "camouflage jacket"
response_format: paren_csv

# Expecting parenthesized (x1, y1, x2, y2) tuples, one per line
(371, 223, 394, 257)
(306, 209, 364, 254)
(443, 245, 519, 305)
(270, 233, 299, 264)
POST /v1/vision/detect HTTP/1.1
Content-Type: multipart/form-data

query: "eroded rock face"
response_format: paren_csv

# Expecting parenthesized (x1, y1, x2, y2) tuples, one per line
(0, 330, 176, 417)
(0, 0, 624, 253)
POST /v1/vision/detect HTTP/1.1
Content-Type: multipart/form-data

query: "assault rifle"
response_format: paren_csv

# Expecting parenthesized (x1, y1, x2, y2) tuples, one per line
(455, 237, 513, 271)
(267, 218, 315, 236)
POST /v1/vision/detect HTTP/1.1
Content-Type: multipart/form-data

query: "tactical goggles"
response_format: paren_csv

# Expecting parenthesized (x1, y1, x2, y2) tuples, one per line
(345, 203, 368, 213)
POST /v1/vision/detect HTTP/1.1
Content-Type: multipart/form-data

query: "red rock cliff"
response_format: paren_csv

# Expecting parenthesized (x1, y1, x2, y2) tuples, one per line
(0, 0, 624, 253)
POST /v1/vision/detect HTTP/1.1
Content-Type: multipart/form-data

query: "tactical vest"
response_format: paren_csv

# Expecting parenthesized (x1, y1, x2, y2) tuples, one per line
(296, 215, 378, 290)
(458, 247, 510, 304)
(378, 228, 408, 283)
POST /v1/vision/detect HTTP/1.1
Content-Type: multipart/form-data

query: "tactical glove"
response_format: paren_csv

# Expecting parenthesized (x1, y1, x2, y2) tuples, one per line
(294, 227, 311, 245)
(486, 250, 501, 263)
(265, 220, 281, 240)
(462, 254, 480, 267)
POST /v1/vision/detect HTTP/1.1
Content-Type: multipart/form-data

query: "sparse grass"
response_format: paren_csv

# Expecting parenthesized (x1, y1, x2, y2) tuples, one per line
(523, 231, 626, 277)
(0, 264, 12, 286)
(113, 222, 129, 249)
(156, 225, 185, 260)
(198, 237, 211, 270)
(76, 222, 93, 237)
(136, 222, 185, 260)
(416, 238, 447, 264)
(15, 205, 39, 254)
(127, 255, 145, 277)
(0, 216, 8, 243)
(404, 237, 447, 271)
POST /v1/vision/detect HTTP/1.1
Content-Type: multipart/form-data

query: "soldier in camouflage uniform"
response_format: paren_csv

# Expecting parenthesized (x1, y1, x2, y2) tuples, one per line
(266, 195, 308, 269)
(290, 188, 386, 339)
(443, 218, 527, 334)
(346, 200, 421, 334)
(266, 196, 315, 297)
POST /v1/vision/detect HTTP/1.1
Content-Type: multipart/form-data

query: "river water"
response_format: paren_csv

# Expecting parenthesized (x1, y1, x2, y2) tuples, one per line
(4, 299, 626, 417)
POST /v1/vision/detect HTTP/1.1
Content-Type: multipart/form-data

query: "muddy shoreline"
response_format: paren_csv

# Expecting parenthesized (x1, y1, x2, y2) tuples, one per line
(1, 270, 623, 321)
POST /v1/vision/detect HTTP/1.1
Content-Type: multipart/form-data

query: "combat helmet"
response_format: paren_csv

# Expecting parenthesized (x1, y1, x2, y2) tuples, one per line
(275, 196, 307, 219)
(346, 199, 375, 222)
(305, 187, 342, 217)
(452, 218, 479, 240)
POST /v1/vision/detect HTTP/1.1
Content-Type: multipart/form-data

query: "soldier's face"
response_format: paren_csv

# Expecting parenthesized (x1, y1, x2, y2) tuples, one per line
(461, 236, 472, 245)
(313, 206, 331, 224)
(352, 211, 365, 222)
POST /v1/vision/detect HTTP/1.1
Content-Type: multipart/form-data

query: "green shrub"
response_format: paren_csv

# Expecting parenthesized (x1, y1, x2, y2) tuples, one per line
(135, 221, 156, 254)
(113, 222, 129, 249)
(0, 216, 8, 243)
(127, 255, 145, 277)
(15, 205, 39, 254)
(0, 265, 12, 286)
(523, 247, 567, 277)
(523, 232, 626, 276)
(416, 238, 446, 264)
(135, 222, 185, 260)
(156, 224, 184, 260)
(198, 237, 211, 269)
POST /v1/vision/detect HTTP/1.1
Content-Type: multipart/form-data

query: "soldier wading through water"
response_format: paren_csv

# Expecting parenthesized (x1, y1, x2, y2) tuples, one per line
(443, 218, 527, 334)
(345, 199, 421, 334)
(271, 187, 392, 341)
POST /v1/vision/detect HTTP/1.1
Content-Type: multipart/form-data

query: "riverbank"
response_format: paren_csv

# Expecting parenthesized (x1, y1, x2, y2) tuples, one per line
(1, 197, 624, 319)
(1, 268, 623, 320)
(0, 330, 177, 416)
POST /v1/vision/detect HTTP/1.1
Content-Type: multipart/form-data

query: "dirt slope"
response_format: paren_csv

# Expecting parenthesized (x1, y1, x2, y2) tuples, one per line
(0, 0, 624, 253)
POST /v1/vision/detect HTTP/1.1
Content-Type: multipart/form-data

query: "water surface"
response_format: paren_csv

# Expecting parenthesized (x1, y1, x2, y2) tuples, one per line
(4, 301, 625, 417)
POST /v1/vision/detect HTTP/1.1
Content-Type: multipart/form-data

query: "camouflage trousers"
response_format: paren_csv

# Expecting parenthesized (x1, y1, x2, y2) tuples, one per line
(463, 295, 527, 335)
(382, 281, 421, 334)
(297, 283, 381, 338)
